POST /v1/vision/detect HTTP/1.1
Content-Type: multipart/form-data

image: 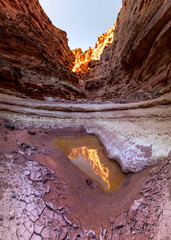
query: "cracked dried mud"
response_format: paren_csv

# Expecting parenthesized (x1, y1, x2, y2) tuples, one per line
(0, 117, 170, 239)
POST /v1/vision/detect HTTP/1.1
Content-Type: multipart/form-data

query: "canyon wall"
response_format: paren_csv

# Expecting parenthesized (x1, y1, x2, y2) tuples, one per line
(0, 0, 170, 102)
(0, 0, 84, 100)
(83, 0, 171, 102)
(72, 25, 115, 74)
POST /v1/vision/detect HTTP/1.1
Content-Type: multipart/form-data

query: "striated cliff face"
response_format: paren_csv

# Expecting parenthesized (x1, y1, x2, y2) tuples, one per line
(84, 0, 171, 102)
(0, 0, 85, 100)
(0, 0, 170, 102)
(72, 25, 115, 74)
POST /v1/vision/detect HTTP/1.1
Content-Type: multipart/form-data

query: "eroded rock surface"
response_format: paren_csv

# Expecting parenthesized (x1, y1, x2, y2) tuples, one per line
(83, 0, 171, 101)
(0, 0, 170, 103)
(0, 0, 84, 100)
(0, 93, 170, 172)
(0, 0, 171, 238)
(72, 25, 115, 74)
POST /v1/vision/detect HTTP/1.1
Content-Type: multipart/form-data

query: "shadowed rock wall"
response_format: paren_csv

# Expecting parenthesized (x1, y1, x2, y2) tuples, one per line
(0, 0, 170, 102)
(0, 0, 84, 100)
(84, 0, 171, 101)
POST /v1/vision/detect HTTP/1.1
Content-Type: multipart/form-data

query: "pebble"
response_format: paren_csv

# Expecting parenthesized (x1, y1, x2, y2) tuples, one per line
(46, 97, 54, 101)
(9, 209, 15, 219)
(4, 123, 15, 130)
(12, 193, 16, 199)
(28, 130, 36, 135)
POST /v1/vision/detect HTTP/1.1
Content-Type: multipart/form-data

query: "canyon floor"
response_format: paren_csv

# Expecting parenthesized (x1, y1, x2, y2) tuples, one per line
(0, 93, 171, 239)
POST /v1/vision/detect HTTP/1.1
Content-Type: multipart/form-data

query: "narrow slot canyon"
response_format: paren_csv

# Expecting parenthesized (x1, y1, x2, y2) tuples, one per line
(0, 0, 171, 239)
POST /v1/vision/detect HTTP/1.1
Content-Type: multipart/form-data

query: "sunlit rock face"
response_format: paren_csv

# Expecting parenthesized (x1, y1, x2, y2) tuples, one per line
(0, 0, 170, 102)
(0, 0, 84, 100)
(84, 0, 171, 101)
(72, 25, 115, 74)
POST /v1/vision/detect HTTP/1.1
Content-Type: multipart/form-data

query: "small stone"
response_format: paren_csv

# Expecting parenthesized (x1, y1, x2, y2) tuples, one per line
(137, 89, 144, 94)
(129, 198, 143, 214)
(5, 123, 15, 130)
(17, 220, 21, 226)
(85, 178, 98, 189)
(28, 130, 36, 135)
(9, 209, 15, 219)
(46, 97, 54, 102)
(21, 143, 29, 149)
(23, 170, 30, 176)
(12, 193, 16, 198)
(110, 217, 114, 224)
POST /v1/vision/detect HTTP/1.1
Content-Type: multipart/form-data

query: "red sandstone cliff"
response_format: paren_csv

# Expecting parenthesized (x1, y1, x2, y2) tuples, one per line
(72, 25, 115, 74)
(0, 0, 170, 102)
(84, 0, 171, 102)
(0, 0, 84, 100)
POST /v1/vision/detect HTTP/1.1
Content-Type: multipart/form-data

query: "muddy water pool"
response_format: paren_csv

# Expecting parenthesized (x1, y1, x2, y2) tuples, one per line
(55, 135, 125, 191)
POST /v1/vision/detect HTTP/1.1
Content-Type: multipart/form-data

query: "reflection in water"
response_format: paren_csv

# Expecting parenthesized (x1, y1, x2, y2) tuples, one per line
(69, 147, 110, 189)
(55, 135, 125, 191)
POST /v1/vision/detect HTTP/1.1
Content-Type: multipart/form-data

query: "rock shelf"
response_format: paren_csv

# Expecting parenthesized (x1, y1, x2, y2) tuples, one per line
(0, 93, 170, 173)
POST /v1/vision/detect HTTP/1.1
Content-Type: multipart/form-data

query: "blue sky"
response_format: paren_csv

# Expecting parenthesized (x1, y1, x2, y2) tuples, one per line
(39, 0, 122, 51)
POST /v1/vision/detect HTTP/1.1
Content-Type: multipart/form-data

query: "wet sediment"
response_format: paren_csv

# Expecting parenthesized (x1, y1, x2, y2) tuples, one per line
(0, 120, 170, 239)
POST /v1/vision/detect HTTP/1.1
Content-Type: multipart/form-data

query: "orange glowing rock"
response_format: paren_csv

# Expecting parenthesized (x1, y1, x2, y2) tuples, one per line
(55, 135, 125, 191)
(69, 146, 110, 189)
(72, 24, 115, 74)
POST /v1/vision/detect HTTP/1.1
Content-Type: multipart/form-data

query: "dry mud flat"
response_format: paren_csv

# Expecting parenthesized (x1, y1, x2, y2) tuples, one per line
(0, 120, 171, 240)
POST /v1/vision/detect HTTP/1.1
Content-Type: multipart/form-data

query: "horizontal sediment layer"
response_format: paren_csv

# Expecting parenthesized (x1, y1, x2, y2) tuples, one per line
(0, 93, 171, 172)
(0, 93, 170, 112)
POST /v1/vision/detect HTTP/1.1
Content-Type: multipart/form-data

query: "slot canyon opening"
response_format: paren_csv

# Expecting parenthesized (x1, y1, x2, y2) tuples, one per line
(55, 135, 125, 191)
(39, 0, 122, 74)
(0, 0, 170, 237)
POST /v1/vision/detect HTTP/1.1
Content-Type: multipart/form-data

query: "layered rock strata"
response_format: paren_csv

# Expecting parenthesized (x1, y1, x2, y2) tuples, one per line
(0, 0, 84, 100)
(0, 0, 170, 102)
(0, 93, 170, 173)
(83, 0, 171, 101)
(72, 25, 115, 74)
